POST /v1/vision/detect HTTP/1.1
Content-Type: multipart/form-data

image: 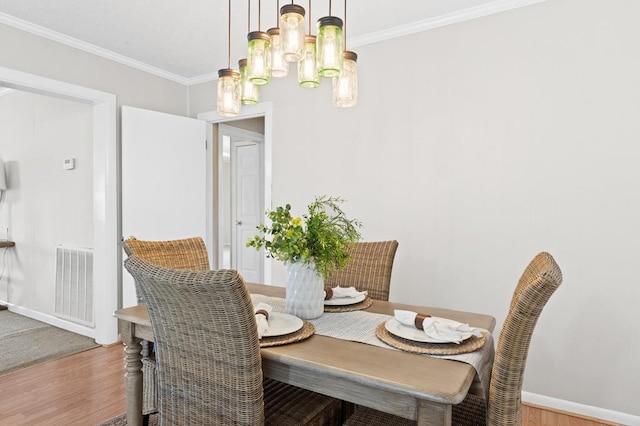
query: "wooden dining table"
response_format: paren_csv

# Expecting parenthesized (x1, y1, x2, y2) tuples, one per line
(114, 282, 496, 426)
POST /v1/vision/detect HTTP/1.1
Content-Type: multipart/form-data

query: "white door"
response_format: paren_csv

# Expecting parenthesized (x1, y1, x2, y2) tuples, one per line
(217, 124, 264, 282)
(233, 142, 263, 282)
(121, 106, 207, 307)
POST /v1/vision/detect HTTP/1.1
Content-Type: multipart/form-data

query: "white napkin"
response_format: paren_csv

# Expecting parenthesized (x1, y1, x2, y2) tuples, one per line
(325, 286, 368, 299)
(254, 302, 273, 339)
(394, 309, 483, 344)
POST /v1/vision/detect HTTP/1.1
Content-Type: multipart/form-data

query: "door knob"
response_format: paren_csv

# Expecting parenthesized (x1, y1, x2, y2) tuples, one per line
(236, 220, 243, 225)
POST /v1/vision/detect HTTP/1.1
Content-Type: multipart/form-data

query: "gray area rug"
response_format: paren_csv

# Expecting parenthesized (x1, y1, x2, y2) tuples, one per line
(100, 413, 159, 426)
(0, 310, 99, 376)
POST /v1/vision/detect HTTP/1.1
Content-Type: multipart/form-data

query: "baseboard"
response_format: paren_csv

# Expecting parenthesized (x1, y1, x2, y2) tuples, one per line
(5, 304, 97, 340)
(522, 391, 640, 425)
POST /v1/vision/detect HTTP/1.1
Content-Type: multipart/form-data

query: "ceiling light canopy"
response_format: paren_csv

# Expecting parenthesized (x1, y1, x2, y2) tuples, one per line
(216, 0, 358, 117)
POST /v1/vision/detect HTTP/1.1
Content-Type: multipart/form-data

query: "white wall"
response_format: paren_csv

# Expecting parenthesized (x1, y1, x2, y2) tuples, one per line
(0, 90, 92, 314)
(190, 0, 640, 419)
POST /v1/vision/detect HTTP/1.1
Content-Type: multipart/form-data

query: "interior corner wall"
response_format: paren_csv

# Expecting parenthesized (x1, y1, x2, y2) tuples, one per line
(190, 0, 640, 418)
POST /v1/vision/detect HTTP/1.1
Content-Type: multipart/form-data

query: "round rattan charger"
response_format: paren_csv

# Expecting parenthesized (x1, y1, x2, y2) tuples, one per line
(375, 322, 487, 355)
(324, 296, 373, 313)
(260, 321, 315, 347)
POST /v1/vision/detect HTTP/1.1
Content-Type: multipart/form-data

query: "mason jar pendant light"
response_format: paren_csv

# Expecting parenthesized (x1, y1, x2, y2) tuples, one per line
(267, 28, 288, 77)
(239, 59, 260, 105)
(280, 3, 305, 62)
(247, 0, 271, 85)
(298, 35, 320, 88)
(333, 51, 357, 106)
(332, 0, 357, 107)
(316, 0, 343, 78)
(217, 0, 241, 117)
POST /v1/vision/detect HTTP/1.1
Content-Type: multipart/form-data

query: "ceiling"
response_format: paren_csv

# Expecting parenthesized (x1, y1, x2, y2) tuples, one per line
(0, 0, 543, 84)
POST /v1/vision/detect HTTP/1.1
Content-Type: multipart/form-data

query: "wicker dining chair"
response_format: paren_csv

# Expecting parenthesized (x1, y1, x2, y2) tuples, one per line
(324, 240, 399, 301)
(122, 236, 211, 418)
(342, 251, 563, 426)
(124, 255, 342, 426)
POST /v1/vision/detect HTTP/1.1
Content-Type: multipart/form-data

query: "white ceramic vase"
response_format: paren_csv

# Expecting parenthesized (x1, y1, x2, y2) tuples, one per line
(285, 260, 325, 319)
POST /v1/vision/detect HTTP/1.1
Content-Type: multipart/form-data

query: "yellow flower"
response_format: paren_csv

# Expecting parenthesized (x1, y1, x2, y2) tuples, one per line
(292, 217, 302, 226)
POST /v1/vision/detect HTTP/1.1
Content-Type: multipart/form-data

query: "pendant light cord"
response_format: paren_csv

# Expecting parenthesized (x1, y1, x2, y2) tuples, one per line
(258, 0, 261, 31)
(344, 0, 347, 49)
(227, 0, 231, 68)
(248, 0, 251, 33)
(308, 0, 311, 35)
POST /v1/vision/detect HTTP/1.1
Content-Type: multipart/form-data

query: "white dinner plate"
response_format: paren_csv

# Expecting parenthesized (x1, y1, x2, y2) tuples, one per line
(324, 293, 367, 306)
(261, 312, 304, 338)
(384, 318, 474, 344)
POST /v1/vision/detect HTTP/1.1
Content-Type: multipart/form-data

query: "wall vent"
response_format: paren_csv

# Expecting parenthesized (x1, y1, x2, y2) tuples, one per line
(54, 245, 94, 327)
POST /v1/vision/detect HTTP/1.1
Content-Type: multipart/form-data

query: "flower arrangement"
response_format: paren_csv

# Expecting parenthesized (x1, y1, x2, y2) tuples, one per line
(246, 195, 362, 279)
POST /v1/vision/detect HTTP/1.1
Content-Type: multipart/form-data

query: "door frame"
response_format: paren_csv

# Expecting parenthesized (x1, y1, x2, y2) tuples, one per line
(198, 102, 272, 284)
(0, 66, 118, 344)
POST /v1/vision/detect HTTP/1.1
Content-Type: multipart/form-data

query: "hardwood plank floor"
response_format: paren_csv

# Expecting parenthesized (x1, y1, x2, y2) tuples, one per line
(0, 344, 126, 426)
(0, 343, 622, 426)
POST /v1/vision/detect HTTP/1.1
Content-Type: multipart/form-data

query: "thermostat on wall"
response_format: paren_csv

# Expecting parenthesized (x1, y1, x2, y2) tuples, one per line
(63, 158, 75, 170)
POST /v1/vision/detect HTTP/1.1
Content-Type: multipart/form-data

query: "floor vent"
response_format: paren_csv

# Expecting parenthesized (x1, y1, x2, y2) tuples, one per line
(54, 245, 94, 327)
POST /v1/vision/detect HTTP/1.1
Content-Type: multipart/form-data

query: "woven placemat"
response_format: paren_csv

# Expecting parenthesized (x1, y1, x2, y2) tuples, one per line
(260, 321, 315, 347)
(323, 296, 373, 313)
(375, 322, 487, 355)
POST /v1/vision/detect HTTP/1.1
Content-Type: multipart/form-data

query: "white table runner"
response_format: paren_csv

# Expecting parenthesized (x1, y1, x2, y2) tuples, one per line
(251, 294, 494, 399)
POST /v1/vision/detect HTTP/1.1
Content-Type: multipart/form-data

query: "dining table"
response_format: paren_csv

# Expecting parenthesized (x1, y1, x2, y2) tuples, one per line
(114, 282, 496, 426)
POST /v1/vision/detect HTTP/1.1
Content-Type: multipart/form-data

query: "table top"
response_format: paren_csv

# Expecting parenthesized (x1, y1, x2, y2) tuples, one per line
(114, 282, 496, 412)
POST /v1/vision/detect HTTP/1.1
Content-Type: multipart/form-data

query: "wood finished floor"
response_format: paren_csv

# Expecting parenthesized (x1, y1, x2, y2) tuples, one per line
(0, 343, 621, 426)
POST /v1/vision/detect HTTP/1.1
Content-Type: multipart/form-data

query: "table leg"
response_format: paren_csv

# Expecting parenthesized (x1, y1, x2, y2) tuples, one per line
(120, 320, 143, 426)
(416, 399, 452, 426)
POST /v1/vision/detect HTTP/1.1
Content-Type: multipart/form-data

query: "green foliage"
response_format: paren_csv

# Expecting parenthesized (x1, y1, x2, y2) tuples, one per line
(246, 195, 362, 279)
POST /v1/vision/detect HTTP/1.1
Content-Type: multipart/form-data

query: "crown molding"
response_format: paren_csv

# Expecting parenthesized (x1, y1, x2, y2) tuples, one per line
(1, 0, 548, 87)
(349, 0, 549, 48)
(0, 12, 189, 85)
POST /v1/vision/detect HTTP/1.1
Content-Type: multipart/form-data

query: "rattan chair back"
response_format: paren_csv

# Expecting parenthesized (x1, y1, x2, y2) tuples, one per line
(123, 236, 210, 271)
(124, 256, 264, 425)
(343, 252, 563, 426)
(486, 251, 563, 425)
(324, 240, 399, 301)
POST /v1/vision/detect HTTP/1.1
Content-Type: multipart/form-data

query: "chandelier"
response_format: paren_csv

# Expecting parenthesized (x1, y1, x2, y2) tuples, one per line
(217, 0, 358, 117)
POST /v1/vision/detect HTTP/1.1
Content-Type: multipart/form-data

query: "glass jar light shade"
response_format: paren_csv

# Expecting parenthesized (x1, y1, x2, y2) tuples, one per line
(298, 35, 320, 88)
(267, 27, 289, 78)
(217, 68, 241, 117)
(332, 51, 358, 107)
(239, 59, 259, 105)
(279, 4, 305, 62)
(316, 16, 344, 78)
(247, 31, 271, 86)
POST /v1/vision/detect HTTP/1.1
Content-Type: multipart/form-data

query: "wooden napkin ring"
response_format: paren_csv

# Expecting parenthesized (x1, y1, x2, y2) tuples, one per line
(255, 309, 270, 320)
(414, 313, 431, 330)
(324, 287, 333, 300)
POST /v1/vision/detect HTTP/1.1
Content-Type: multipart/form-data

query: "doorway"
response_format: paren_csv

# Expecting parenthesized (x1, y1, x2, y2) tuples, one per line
(218, 123, 264, 282)
(198, 103, 272, 284)
(0, 66, 118, 344)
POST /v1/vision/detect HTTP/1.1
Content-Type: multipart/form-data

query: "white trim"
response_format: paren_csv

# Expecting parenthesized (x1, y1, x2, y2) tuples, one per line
(0, 66, 118, 345)
(350, 0, 549, 48)
(5, 304, 96, 339)
(2, 2, 548, 86)
(198, 103, 273, 285)
(0, 12, 188, 85)
(522, 391, 640, 426)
